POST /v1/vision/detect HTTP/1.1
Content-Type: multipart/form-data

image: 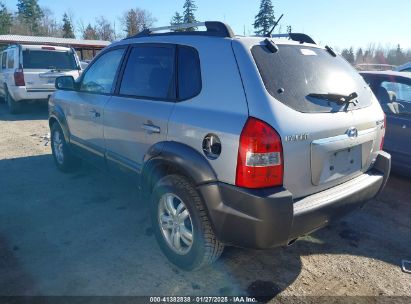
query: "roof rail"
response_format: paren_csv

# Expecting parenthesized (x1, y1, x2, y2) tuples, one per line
(271, 33, 316, 45)
(127, 21, 235, 39)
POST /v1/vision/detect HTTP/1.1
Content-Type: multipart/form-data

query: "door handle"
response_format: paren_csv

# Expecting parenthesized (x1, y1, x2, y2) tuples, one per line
(142, 123, 161, 134)
(90, 109, 101, 118)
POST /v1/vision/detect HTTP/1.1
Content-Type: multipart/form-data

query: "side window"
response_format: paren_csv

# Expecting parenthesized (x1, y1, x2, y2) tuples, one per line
(120, 46, 175, 99)
(380, 81, 411, 115)
(2, 52, 7, 69)
(7, 50, 14, 69)
(80, 48, 125, 94)
(178, 46, 202, 100)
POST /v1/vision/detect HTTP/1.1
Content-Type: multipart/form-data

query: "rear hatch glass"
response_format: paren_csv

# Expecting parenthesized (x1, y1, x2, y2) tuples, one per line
(251, 44, 371, 113)
(23, 50, 78, 70)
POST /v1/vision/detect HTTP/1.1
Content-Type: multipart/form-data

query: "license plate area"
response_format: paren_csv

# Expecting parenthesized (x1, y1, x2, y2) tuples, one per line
(318, 145, 362, 185)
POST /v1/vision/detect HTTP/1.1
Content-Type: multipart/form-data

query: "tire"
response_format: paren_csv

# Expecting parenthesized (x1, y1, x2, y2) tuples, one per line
(50, 122, 81, 172)
(150, 174, 224, 271)
(5, 88, 23, 114)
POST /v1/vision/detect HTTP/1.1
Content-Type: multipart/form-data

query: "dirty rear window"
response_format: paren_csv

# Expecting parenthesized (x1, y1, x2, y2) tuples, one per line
(251, 44, 372, 113)
(23, 50, 78, 70)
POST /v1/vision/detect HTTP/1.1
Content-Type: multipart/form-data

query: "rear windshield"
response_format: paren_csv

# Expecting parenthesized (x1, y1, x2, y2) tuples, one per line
(23, 50, 78, 70)
(251, 44, 371, 113)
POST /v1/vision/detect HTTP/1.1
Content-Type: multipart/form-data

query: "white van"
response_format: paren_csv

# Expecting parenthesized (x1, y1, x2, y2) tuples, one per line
(0, 44, 81, 114)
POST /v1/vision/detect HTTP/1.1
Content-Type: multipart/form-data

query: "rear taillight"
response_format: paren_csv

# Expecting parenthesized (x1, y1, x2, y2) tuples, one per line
(380, 113, 386, 150)
(14, 69, 25, 86)
(236, 117, 284, 189)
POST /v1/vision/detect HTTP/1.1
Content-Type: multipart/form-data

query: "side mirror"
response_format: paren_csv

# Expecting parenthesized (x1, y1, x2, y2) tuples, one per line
(55, 76, 75, 91)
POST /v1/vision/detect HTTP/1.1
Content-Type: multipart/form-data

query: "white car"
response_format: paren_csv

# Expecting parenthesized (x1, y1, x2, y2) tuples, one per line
(0, 44, 82, 114)
(395, 62, 411, 73)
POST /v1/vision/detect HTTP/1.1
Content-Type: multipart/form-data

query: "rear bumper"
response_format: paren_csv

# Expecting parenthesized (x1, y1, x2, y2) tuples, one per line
(8, 86, 54, 102)
(198, 151, 391, 249)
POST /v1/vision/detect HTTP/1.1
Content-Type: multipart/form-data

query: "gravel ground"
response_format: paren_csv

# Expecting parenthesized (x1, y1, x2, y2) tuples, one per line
(0, 103, 410, 302)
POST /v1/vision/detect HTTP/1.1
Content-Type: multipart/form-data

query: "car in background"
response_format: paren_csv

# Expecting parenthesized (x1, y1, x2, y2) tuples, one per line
(360, 71, 411, 175)
(80, 60, 90, 70)
(395, 62, 411, 73)
(0, 44, 82, 114)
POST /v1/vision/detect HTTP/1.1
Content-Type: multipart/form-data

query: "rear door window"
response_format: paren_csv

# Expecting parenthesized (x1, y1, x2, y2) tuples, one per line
(7, 50, 14, 68)
(178, 46, 201, 100)
(251, 44, 372, 113)
(380, 81, 411, 116)
(1, 52, 5, 69)
(119, 45, 176, 100)
(23, 49, 78, 70)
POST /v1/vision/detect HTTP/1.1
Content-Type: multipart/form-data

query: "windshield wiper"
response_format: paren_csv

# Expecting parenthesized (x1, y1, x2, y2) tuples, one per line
(307, 92, 359, 106)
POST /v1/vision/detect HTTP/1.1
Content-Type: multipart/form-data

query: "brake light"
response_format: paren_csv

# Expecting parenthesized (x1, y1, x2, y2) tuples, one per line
(380, 113, 386, 150)
(14, 69, 25, 86)
(236, 117, 284, 188)
(42, 46, 56, 50)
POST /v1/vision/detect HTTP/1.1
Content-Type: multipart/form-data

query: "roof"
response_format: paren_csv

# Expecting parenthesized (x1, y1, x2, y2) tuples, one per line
(359, 70, 411, 78)
(0, 35, 110, 48)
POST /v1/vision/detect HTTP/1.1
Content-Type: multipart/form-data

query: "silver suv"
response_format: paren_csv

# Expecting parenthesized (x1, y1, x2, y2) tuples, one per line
(49, 22, 391, 270)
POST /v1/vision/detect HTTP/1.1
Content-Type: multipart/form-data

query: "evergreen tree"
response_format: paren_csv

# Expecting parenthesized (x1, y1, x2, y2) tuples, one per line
(0, 1, 12, 35)
(83, 23, 98, 40)
(341, 48, 355, 64)
(171, 11, 184, 32)
(17, 0, 44, 35)
(395, 44, 405, 65)
(253, 0, 275, 36)
(62, 13, 75, 38)
(182, 0, 197, 31)
(356, 48, 364, 64)
(123, 9, 138, 37)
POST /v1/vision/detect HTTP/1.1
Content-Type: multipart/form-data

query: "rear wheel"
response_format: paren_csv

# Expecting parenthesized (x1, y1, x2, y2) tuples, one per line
(50, 123, 81, 172)
(150, 174, 224, 271)
(5, 89, 23, 114)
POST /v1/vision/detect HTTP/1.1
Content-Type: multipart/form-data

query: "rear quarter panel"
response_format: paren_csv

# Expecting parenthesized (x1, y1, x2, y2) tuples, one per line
(165, 37, 249, 184)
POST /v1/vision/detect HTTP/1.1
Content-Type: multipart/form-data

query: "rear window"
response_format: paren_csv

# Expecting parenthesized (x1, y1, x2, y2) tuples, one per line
(22, 50, 78, 70)
(178, 46, 201, 100)
(251, 44, 372, 113)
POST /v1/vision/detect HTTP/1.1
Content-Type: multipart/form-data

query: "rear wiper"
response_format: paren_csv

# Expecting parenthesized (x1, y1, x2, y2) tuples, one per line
(307, 92, 359, 106)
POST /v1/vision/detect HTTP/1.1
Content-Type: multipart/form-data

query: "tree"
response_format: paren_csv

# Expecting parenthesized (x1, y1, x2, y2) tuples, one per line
(121, 8, 155, 37)
(253, 0, 275, 36)
(95, 16, 114, 41)
(0, 2, 12, 35)
(356, 48, 364, 64)
(341, 48, 355, 64)
(17, 0, 44, 35)
(171, 11, 184, 31)
(83, 23, 98, 40)
(182, 0, 197, 31)
(62, 13, 75, 38)
(395, 44, 405, 65)
(38, 7, 60, 37)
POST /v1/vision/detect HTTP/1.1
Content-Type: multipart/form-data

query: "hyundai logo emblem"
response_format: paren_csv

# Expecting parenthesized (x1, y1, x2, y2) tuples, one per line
(347, 127, 358, 138)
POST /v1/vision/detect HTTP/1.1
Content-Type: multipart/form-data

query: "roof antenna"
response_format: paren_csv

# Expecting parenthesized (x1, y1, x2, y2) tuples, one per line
(266, 14, 284, 37)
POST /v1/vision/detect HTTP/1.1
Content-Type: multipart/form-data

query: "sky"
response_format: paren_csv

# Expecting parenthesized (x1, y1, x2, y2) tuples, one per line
(5, 0, 411, 50)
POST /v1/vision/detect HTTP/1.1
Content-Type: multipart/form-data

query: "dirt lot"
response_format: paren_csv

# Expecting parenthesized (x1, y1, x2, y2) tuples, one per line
(0, 103, 410, 301)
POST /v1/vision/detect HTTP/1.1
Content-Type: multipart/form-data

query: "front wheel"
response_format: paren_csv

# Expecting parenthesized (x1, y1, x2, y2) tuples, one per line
(50, 123, 81, 172)
(150, 174, 224, 271)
